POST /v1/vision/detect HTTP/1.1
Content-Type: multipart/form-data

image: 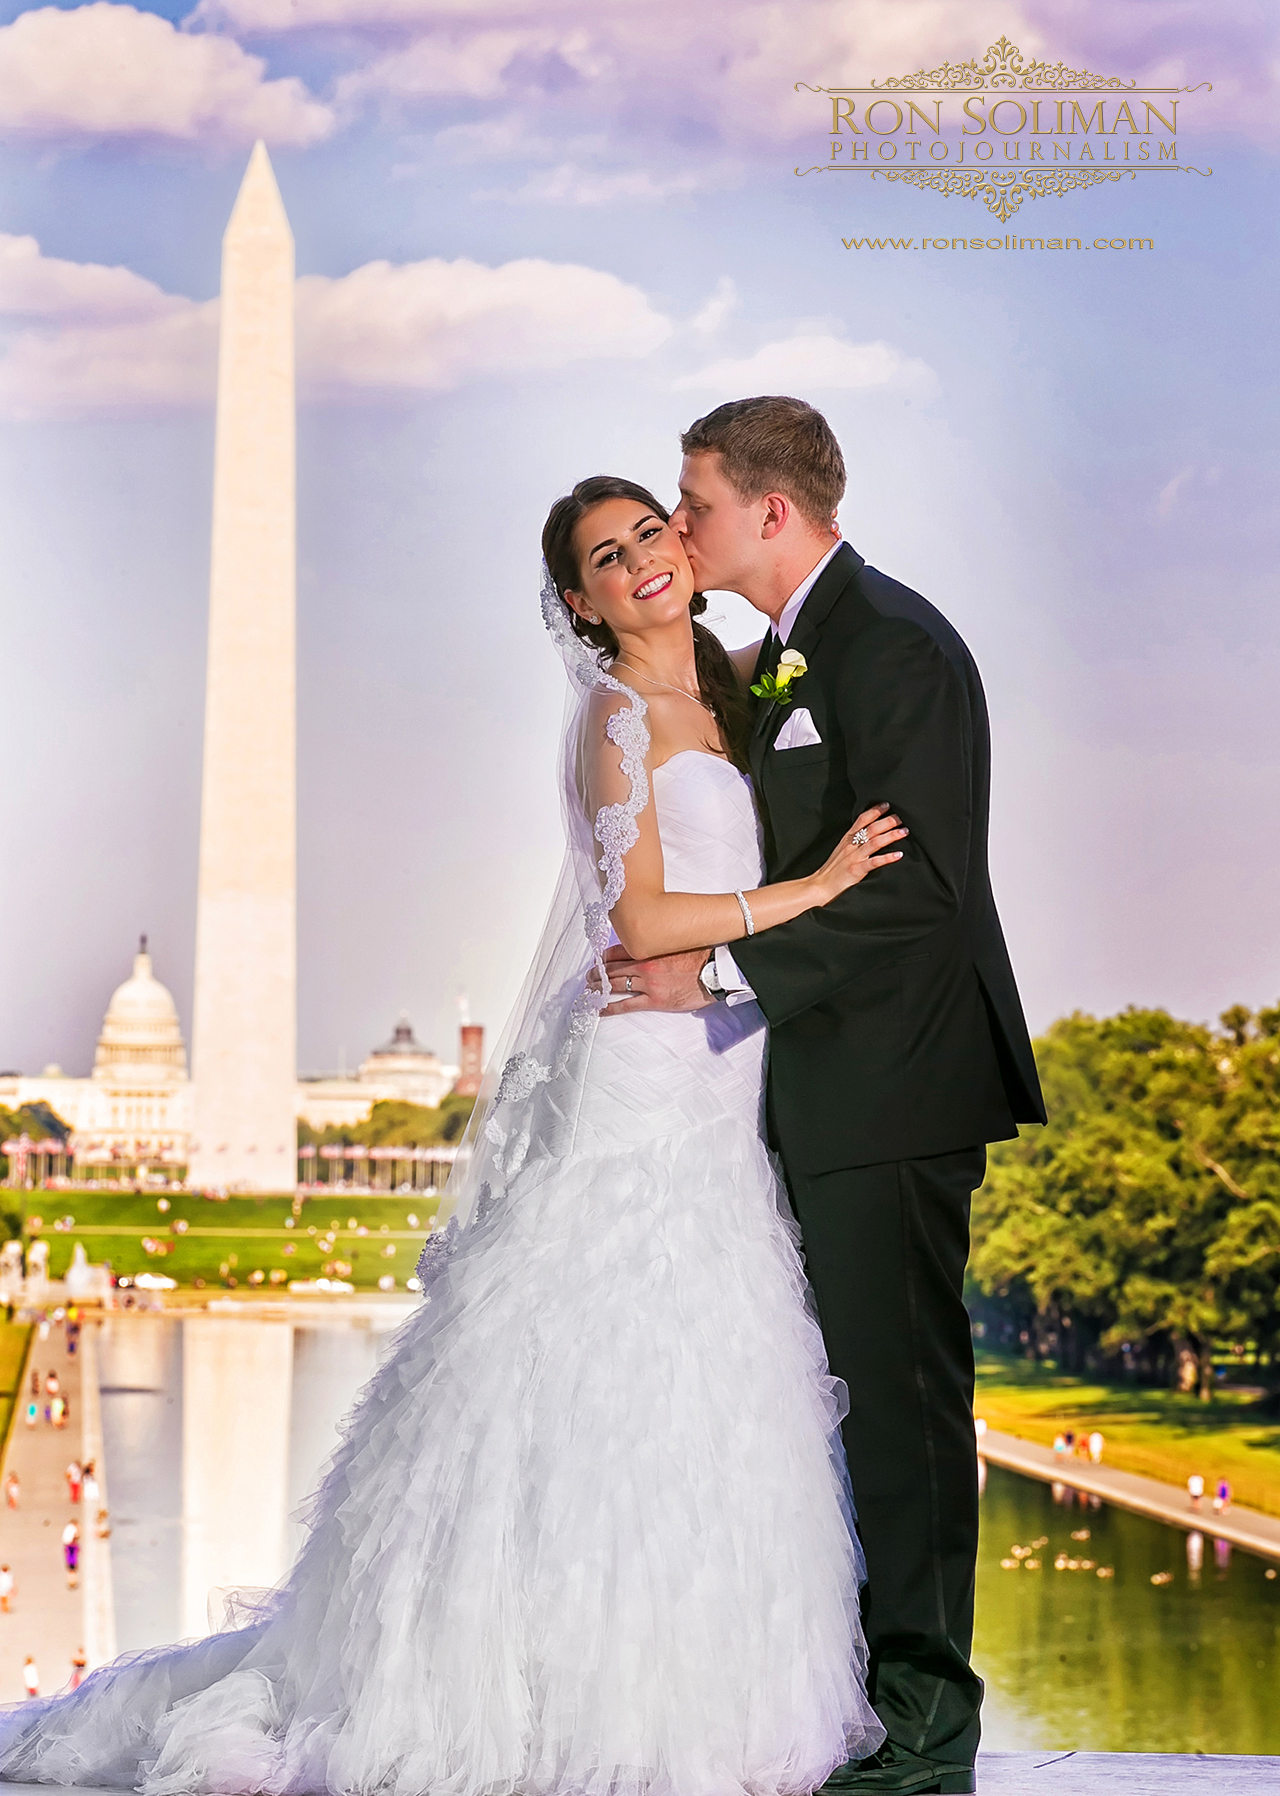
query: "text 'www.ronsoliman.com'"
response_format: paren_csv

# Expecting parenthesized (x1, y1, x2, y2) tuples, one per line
(842, 235, 1155, 250)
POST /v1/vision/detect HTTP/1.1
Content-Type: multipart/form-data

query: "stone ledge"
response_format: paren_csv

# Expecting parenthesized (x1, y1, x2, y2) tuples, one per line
(977, 1750, 1280, 1792)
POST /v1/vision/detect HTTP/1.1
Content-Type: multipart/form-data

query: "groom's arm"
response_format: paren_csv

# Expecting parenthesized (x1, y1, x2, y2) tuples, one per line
(597, 620, 970, 1021)
(730, 619, 973, 1026)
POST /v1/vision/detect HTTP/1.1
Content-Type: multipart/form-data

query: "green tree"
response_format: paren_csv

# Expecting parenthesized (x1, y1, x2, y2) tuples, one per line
(297, 1094, 475, 1151)
(971, 1003, 1280, 1395)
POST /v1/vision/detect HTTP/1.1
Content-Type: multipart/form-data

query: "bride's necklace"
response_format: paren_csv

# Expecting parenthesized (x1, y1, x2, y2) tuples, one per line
(614, 660, 715, 715)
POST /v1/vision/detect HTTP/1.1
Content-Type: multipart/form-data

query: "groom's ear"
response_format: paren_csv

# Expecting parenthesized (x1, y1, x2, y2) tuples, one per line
(759, 492, 792, 541)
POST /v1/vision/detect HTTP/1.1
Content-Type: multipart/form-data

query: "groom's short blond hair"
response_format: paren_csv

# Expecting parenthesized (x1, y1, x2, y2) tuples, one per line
(680, 396, 845, 532)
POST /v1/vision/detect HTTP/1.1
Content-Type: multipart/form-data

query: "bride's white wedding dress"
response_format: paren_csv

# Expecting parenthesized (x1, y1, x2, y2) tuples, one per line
(0, 749, 881, 1796)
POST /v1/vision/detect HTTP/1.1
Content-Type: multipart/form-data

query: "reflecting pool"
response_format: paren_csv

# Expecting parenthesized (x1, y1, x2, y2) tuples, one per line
(976, 1460, 1280, 1754)
(98, 1314, 1280, 1752)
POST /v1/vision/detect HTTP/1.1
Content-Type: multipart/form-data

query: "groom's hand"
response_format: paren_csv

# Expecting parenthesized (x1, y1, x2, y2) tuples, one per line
(590, 943, 714, 1015)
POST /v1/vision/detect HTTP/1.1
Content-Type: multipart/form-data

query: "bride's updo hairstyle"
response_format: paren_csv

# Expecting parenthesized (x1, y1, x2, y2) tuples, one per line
(541, 474, 752, 772)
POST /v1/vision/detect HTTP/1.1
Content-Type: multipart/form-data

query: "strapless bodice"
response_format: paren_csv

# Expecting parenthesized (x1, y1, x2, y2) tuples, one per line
(651, 751, 763, 894)
(577, 748, 766, 1155)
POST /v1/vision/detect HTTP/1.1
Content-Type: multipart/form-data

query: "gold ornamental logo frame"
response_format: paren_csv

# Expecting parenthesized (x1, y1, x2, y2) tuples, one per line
(796, 36, 1212, 221)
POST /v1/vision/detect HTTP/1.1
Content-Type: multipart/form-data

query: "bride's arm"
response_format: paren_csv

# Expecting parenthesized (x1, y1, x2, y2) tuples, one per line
(585, 702, 906, 962)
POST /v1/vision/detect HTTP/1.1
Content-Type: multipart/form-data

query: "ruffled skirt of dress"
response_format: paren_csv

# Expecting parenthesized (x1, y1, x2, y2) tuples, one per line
(0, 1027, 882, 1796)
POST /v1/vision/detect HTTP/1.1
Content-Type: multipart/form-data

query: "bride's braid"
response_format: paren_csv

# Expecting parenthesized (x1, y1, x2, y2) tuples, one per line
(541, 475, 753, 773)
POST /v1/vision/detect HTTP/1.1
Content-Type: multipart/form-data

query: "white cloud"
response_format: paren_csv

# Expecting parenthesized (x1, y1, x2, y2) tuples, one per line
(477, 161, 736, 207)
(296, 255, 670, 396)
(0, 235, 671, 418)
(192, 0, 579, 30)
(0, 233, 216, 418)
(0, 233, 178, 322)
(673, 334, 936, 397)
(0, 306, 220, 420)
(185, 0, 1277, 155)
(690, 277, 738, 337)
(334, 29, 539, 106)
(0, 4, 333, 145)
(1156, 465, 1196, 519)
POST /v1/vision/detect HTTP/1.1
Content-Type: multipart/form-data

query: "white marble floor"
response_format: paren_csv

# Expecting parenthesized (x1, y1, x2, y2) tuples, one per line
(977, 1751, 1280, 1792)
(5, 1762, 1280, 1796)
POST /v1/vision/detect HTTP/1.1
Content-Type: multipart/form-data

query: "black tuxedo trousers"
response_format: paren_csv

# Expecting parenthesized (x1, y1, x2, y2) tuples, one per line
(731, 545, 1045, 1763)
(786, 1145, 986, 1768)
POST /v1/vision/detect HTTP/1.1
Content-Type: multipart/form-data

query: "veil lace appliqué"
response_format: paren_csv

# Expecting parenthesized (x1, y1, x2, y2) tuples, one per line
(416, 564, 649, 1285)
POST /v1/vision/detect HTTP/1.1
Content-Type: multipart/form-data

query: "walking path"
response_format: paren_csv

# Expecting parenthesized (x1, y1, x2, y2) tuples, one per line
(0, 1317, 86, 1702)
(980, 1427, 1280, 1562)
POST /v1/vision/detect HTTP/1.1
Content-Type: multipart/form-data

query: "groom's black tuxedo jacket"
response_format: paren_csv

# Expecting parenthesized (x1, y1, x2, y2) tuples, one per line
(730, 542, 1045, 1176)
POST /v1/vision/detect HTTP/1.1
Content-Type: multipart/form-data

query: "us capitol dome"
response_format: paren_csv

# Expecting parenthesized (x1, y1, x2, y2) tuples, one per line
(0, 938, 195, 1166)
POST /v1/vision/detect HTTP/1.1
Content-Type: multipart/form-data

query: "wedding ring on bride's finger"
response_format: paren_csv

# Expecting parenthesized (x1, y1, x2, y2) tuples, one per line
(851, 827, 869, 848)
(625, 975, 634, 994)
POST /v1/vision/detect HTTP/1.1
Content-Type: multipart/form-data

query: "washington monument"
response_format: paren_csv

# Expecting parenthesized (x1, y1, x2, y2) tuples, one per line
(188, 142, 296, 1194)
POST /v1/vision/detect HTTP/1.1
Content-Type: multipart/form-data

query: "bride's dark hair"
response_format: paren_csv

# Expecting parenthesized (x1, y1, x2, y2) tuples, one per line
(541, 475, 752, 773)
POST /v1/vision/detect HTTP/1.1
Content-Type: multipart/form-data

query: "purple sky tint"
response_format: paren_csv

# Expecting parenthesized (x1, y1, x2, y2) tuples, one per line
(1, 0, 1277, 1076)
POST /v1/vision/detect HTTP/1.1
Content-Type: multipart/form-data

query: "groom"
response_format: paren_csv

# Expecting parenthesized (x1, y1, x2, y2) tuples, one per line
(604, 397, 1045, 1795)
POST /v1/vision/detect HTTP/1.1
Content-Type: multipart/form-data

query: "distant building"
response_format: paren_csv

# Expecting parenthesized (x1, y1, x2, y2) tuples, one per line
(1, 943, 475, 1179)
(296, 1015, 459, 1129)
(454, 1023, 485, 1097)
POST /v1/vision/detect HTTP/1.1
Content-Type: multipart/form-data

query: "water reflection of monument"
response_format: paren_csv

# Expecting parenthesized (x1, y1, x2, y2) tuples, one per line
(99, 1311, 409, 1647)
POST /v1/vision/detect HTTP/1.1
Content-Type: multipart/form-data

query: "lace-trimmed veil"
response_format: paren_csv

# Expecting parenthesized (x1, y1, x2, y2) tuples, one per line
(417, 566, 648, 1277)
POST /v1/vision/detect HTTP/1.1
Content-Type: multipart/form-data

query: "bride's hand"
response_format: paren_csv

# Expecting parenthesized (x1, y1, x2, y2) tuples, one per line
(811, 803, 907, 904)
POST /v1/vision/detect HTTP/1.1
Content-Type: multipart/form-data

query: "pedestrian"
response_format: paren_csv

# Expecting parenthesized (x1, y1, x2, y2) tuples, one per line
(82, 1462, 99, 1508)
(4, 1471, 18, 1510)
(1088, 1430, 1105, 1464)
(51, 1394, 66, 1429)
(70, 1648, 87, 1690)
(1052, 1431, 1066, 1456)
(62, 1519, 80, 1588)
(66, 1461, 83, 1504)
(45, 1371, 59, 1398)
(1063, 1429, 1075, 1454)
(28, 1368, 39, 1399)
(21, 1657, 37, 1699)
(0, 1564, 13, 1613)
(1188, 1473, 1205, 1510)
(23, 1401, 36, 1430)
(1214, 1477, 1232, 1514)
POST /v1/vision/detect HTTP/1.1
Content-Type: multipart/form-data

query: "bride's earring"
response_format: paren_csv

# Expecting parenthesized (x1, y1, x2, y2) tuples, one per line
(587, 613, 601, 624)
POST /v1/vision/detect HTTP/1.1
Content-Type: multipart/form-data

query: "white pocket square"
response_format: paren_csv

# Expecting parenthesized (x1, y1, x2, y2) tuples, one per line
(773, 706, 822, 750)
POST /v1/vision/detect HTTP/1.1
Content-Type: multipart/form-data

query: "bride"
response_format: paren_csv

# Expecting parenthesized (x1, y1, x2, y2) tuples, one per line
(0, 476, 905, 1796)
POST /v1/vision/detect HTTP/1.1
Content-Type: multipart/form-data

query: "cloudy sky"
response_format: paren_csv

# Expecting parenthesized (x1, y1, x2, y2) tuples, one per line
(2, 0, 1277, 1079)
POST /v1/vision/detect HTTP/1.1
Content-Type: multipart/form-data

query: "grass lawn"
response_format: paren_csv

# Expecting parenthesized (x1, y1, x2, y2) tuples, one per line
(0, 1320, 32, 1457)
(17, 1190, 442, 1293)
(974, 1346, 1280, 1519)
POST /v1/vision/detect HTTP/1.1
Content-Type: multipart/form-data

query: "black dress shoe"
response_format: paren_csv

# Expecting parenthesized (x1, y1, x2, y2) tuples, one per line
(817, 1740, 976, 1794)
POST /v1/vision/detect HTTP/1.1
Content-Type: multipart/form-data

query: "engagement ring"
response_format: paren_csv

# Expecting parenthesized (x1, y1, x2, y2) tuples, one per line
(625, 975, 634, 993)
(852, 828, 869, 847)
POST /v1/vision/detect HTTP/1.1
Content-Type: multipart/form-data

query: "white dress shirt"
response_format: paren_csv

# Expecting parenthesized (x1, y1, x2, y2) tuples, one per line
(708, 542, 842, 1004)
